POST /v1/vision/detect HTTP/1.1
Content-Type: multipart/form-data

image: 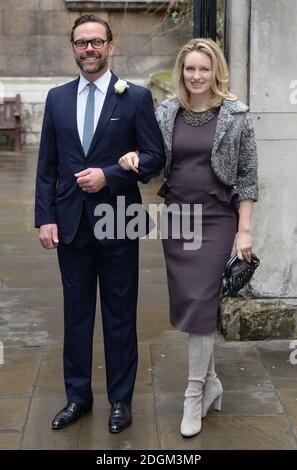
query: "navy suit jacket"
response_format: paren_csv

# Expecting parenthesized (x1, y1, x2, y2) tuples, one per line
(35, 73, 165, 244)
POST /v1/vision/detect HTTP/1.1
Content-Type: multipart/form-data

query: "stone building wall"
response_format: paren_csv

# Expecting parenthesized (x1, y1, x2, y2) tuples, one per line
(0, 0, 191, 146)
(220, 0, 297, 340)
(0, 0, 191, 78)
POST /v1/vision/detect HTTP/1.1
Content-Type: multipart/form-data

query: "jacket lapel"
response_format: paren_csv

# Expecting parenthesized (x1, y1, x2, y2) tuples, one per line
(66, 78, 85, 155)
(164, 99, 180, 159)
(86, 73, 119, 157)
(212, 101, 235, 155)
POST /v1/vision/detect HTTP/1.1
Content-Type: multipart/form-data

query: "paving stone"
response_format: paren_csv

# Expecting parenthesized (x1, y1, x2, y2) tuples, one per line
(159, 416, 297, 450)
(22, 394, 158, 450)
(278, 389, 297, 416)
(156, 390, 284, 418)
(0, 347, 41, 397)
(0, 398, 30, 431)
(151, 342, 274, 394)
(258, 348, 297, 379)
(0, 432, 22, 450)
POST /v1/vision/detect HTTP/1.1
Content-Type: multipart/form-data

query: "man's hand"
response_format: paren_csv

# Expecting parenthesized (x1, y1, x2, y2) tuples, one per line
(39, 224, 59, 249)
(75, 168, 107, 193)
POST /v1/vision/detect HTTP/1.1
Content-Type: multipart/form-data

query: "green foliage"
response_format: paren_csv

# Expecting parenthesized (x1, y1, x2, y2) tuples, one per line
(168, 0, 193, 25)
(170, 11, 179, 23)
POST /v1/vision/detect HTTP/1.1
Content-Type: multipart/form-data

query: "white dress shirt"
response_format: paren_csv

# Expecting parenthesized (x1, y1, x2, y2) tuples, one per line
(77, 69, 112, 144)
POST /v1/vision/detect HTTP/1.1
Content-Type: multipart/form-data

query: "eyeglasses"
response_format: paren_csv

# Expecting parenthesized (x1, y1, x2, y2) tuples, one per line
(73, 38, 108, 50)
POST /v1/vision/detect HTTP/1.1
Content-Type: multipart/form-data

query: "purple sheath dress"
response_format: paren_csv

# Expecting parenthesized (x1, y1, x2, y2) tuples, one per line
(158, 108, 239, 334)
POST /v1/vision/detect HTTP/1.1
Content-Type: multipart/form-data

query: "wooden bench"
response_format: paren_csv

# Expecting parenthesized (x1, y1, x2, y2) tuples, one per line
(0, 94, 21, 152)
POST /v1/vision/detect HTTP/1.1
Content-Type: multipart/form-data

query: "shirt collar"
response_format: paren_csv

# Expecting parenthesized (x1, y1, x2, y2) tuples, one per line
(78, 69, 112, 95)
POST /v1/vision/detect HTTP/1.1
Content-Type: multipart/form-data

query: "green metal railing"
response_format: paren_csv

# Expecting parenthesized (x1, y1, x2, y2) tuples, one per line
(193, 0, 217, 39)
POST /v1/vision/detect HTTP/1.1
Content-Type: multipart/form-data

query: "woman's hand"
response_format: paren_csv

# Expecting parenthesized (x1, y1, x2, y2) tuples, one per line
(118, 151, 139, 173)
(236, 199, 254, 262)
(235, 229, 252, 262)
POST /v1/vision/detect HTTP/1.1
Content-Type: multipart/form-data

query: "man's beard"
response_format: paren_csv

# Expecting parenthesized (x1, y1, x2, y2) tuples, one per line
(75, 53, 108, 74)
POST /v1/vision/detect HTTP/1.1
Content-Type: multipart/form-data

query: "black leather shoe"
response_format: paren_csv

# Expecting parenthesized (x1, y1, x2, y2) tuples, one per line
(108, 401, 132, 433)
(52, 402, 92, 430)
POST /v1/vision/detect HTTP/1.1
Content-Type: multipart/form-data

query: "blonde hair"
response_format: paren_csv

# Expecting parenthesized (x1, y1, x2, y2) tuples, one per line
(173, 38, 237, 109)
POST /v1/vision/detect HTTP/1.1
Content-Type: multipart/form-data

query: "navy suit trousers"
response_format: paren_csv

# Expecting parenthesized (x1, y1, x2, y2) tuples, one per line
(57, 205, 139, 405)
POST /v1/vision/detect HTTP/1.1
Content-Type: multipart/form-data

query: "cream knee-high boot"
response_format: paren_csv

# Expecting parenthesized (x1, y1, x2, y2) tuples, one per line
(201, 351, 223, 419)
(180, 333, 214, 437)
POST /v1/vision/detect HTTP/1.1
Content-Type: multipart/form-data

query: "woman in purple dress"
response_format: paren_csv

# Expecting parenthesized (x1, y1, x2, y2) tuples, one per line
(118, 38, 258, 437)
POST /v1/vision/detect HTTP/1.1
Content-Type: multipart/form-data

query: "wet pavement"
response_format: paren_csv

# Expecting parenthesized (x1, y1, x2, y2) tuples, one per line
(0, 150, 297, 450)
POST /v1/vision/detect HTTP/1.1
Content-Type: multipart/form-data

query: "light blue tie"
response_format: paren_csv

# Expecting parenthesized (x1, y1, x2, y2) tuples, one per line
(82, 82, 96, 155)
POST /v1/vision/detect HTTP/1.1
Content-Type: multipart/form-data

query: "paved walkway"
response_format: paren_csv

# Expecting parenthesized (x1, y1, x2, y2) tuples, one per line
(0, 150, 297, 450)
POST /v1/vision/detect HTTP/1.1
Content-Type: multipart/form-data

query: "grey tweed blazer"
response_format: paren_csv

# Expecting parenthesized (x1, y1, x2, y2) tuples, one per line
(155, 98, 258, 201)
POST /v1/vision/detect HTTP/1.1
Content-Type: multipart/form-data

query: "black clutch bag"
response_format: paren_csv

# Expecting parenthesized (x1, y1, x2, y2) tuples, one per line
(222, 252, 260, 297)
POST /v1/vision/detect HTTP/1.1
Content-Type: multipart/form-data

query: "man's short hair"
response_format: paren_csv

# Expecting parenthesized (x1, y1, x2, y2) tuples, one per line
(71, 15, 113, 42)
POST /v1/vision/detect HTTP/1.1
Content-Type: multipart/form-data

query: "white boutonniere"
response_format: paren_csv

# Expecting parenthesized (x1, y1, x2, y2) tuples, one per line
(114, 79, 129, 95)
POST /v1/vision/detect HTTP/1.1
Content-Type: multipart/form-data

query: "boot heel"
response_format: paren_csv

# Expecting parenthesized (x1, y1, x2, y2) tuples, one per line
(214, 394, 222, 411)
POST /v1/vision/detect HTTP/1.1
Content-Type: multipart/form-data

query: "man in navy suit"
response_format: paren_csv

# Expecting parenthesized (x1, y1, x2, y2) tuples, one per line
(35, 15, 164, 433)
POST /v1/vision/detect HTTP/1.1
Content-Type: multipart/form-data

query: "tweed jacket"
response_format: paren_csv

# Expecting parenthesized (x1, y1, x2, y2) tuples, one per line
(155, 98, 258, 201)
